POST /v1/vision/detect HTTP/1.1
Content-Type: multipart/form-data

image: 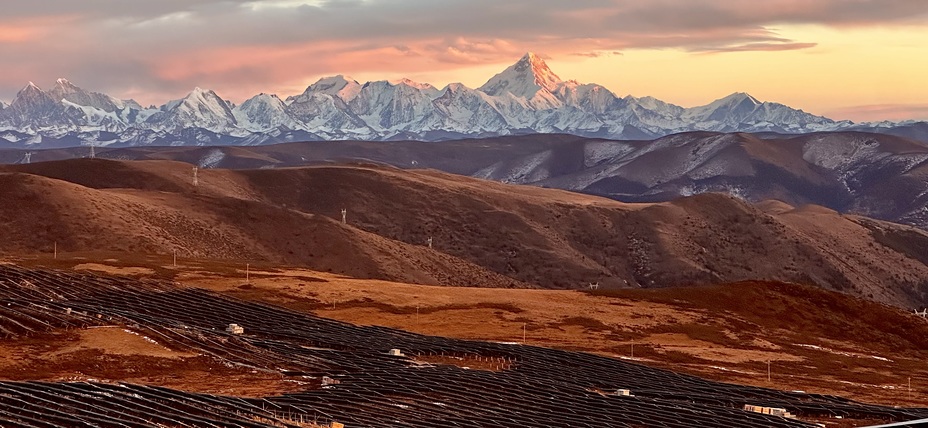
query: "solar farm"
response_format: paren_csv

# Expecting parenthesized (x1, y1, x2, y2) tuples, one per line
(0, 263, 925, 427)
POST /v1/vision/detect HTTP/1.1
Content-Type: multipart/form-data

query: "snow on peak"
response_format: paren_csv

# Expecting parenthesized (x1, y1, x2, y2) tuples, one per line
(233, 92, 298, 132)
(14, 82, 51, 105)
(392, 78, 441, 99)
(444, 82, 468, 93)
(45, 79, 129, 112)
(305, 75, 362, 102)
(0, 53, 851, 143)
(152, 86, 239, 132)
(721, 92, 760, 105)
(392, 78, 430, 89)
(22, 82, 42, 92)
(479, 52, 563, 99)
(52, 78, 81, 96)
(685, 92, 764, 121)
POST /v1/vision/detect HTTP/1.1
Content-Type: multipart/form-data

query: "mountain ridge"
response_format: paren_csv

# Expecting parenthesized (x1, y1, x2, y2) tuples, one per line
(2, 53, 922, 147)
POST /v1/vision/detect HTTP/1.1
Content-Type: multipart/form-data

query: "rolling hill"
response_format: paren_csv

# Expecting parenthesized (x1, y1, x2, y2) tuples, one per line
(4, 131, 927, 231)
(3, 158, 928, 309)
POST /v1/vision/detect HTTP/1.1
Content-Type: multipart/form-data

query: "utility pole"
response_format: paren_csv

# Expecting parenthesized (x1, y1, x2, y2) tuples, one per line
(767, 361, 771, 382)
(522, 323, 527, 344)
(192, 167, 199, 187)
(54, 242, 57, 259)
(173, 249, 177, 267)
(427, 237, 433, 249)
(245, 263, 250, 284)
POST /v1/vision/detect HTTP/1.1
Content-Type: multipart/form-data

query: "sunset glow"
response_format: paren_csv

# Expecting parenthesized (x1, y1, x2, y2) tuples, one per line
(1, 1, 926, 122)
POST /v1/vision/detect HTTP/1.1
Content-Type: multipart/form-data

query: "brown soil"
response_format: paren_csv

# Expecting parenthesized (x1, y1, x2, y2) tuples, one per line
(3, 257, 928, 417)
(0, 327, 309, 397)
(166, 263, 928, 408)
(2, 159, 928, 308)
(10, 254, 928, 406)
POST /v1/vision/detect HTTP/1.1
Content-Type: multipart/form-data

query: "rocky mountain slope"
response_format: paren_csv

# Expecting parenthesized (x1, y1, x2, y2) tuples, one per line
(2, 53, 923, 147)
(2, 158, 928, 309)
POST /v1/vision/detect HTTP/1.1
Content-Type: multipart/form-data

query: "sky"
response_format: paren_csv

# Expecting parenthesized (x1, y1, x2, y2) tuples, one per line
(0, 0, 927, 122)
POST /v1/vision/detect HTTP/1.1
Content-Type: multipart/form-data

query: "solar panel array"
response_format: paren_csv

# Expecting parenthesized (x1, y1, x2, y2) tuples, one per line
(0, 263, 925, 427)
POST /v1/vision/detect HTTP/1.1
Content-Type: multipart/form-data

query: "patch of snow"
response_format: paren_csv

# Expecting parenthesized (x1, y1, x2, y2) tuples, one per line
(198, 148, 226, 168)
(584, 141, 635, 167)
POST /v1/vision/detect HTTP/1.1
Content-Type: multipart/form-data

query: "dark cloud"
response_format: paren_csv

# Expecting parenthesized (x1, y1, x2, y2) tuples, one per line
(0, 0, 925, 103)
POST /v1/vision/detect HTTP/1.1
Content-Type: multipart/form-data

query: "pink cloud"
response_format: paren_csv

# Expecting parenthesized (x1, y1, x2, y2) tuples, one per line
(0, 15, 79, 44)
(0, 0, 925, 112)
(826, 104, 928, 122)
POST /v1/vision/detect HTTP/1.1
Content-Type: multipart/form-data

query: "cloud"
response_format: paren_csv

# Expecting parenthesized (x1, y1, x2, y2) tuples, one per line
(570, 51, 623, 58)
(0, 0, 925, 104)
(826, 104, 928, 122)
(691, 42, 819, 54)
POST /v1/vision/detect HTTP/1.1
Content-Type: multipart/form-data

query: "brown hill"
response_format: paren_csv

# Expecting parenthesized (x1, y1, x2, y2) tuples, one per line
(3, 158, 928, 307)
(0, 165, 526, 289)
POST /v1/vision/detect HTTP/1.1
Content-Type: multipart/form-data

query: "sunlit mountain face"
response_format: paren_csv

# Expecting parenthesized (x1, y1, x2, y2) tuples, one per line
(6, 52, 925, 148)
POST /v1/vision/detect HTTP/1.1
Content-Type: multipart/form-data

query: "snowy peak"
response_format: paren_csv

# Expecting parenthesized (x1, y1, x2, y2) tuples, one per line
(0, 53, 876, 145)
(684, 93, 765, 122)
(479, 52, 563, 99)
(233, 92, 298, 132)
(302, 75, 362, 102)
(18, 82, 45, 97)
(178, 87, 233, 112)
(53, 78, 79, 93)
(48, 78, 125, 112)
(154, 87, 238, 132)
(393, 78, 441, 99)
(714, 92, 761, 110)
(237, 93, 286, 115)
(682, 92, 836, 132)
(11, 81, 55, 110)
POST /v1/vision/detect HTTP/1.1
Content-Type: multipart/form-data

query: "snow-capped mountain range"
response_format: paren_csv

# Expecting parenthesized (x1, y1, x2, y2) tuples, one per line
(0, 53, 920, 147)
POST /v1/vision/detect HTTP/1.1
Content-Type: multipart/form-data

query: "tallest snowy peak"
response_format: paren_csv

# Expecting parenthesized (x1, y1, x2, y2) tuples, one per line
(478, 52, 563, 99)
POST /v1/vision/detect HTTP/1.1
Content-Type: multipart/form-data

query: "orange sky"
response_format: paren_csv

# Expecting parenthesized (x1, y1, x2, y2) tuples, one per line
(1, 1, 926, 122)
